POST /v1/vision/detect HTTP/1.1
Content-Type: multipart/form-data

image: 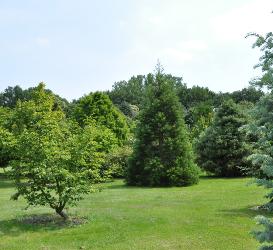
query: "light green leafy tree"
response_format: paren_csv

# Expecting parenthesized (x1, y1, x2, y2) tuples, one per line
(5, 83, 116, 220)
(72, 92, 129, 145)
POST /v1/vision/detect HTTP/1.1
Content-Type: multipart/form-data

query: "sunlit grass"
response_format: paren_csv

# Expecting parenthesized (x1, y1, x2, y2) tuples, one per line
(0, 172, 268, 250)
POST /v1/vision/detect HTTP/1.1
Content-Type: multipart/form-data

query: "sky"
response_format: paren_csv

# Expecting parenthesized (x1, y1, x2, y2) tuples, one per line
(0, 0, 272, 100)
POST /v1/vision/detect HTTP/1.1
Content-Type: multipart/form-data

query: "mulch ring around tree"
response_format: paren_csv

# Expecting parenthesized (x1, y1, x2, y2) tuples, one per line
(19, 213, 88, 227)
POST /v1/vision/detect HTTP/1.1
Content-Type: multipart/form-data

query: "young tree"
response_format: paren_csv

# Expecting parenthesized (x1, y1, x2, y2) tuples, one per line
(5, 84, 115, 220)
(126, 68, 199, 186)
(196, 99, 250, 177)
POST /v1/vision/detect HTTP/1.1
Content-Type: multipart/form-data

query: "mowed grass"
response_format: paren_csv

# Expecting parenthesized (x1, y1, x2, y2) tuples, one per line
(0, 173, 269, 250)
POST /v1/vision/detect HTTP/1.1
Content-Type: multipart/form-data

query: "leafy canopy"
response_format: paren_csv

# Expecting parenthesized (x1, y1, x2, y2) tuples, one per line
(5, 83, 116, 219)
(73, 92, 129, 144)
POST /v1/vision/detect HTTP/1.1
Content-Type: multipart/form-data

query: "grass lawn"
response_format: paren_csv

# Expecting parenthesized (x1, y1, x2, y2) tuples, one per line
(0, 173, 269, 250)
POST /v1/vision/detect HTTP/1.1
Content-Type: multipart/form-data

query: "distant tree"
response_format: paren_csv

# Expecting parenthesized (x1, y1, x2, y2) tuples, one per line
(0, 84, 71, 114)
(185, 101, 214, 140)
(108, 74, 187, 118)
(0, 85, 25, 108)
(196, 99, 250, 177)
(115, 101, 139, 119)
(0, 107, 14, 172)
(103, 145, 133, 178)
(126, 68, 199, 186)
(108, 75, 145, 107)
(73, 92, 129, 144)
(0, 127, 16, 173)
(178, 85, 216, 109)
(5, 84, 114, 220)
(229, 87, 264, 104)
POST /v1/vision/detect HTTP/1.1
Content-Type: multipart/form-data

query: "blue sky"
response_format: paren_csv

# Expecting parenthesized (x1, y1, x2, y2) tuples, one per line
(0, 0, 272, 100)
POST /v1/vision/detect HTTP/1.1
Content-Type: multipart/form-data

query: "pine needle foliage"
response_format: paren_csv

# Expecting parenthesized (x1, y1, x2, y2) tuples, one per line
(196, 99, 250, 177)
(126, 69, 199, 187)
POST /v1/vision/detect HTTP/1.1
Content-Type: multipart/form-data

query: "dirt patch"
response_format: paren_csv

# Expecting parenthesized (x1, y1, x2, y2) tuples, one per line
(19, 214, 88, 227)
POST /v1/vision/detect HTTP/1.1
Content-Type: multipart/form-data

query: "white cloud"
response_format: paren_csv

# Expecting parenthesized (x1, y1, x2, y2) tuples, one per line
(211, 0, 273, 42)
(162, 48, 193, 62)
(178, 40, 208, 51)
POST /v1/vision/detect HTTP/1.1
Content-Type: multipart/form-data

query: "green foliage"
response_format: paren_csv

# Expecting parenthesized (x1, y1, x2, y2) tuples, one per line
(246, 25, 273, 249)
(185, 101, 214, 140)
(247, 31, 273, 90)
(3, 83, 115, 219)
(71, 122, 118, 182)
(252, 216, 273, 250)
(115, 101, 139, 119)
(0, 127, 16, 171)
(178, 85, 216, 109)
(126, 69, 200, 187)
(103, 145, 133, 178)
(0, 85, 25, 108)
(0, 107, 14, 170)
(108, 75, 145, 107)
(196, 99, 250, 177)
(108, 74, 185, 118)
(229, 87, 264, 104)
(245, 94, 273, 201)
(73, 92, 129, 144)
(0, 84, 70, 113)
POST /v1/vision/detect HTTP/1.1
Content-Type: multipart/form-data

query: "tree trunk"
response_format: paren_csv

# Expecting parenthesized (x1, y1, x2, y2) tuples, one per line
(56, 208, 68, 220)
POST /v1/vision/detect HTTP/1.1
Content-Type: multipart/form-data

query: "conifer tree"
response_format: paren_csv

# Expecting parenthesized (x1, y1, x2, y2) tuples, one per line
(196, 99, 249, 177)
(246, 26, 273, 249)
(247, 94, 273, 250)
(126, 66, 199, 186)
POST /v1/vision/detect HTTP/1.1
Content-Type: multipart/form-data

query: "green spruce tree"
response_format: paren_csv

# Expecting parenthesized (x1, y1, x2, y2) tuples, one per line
(126, 66, 199, 186)
(196, 99, 249, 177)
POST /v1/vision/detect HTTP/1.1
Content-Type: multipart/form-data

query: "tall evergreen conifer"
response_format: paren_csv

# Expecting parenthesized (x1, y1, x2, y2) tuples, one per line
(126, 67, 199, 186)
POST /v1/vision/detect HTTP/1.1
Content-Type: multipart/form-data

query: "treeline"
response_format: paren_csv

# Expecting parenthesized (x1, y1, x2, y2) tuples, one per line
(0, 72, 265, 181)
(0, 76, 264, 141)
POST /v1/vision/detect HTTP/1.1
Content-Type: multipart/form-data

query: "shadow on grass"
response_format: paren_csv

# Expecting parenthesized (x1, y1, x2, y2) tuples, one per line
(219, 206, 271, 219)
(0, 213, 87, 237)
(106, 183, 128, 189)
(105, 182, 177, 190)
(0, 176, 14, 189)
(199, 175, 248, 180)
